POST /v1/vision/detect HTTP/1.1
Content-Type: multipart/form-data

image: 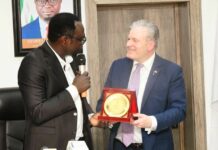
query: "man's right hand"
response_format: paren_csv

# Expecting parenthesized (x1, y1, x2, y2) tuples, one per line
(73, 72, 90, 93)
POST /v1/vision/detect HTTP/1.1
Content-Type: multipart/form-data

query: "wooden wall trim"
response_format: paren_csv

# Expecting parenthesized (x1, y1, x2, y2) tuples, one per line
(189, 0, 207, 149)
(85, 2, 108, 149)
(85, 0, 101, 107)
(95, 0, 189, 5)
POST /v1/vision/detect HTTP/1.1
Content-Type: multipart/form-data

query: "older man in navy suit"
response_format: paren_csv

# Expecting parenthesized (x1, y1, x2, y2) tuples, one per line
(96, 19, 186, 150)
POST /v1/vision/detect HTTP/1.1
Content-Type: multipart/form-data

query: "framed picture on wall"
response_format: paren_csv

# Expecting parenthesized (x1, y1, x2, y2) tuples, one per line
(12, 0, 81, 57)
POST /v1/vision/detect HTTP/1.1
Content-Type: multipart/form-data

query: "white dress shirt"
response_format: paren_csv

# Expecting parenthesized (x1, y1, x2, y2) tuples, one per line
(116, 53, 157, 143)
(47, 41, 84, 140)
(39, 17, 48, 38)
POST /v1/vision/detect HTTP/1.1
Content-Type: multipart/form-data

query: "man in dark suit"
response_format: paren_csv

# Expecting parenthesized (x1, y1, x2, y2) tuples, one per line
(18, 13, 99, 150)
(22, 0, 62, 39)
(96, 19, 186, 150)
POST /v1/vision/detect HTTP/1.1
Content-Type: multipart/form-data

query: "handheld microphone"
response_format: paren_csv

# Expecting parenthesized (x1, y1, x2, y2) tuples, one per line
(76, 53, 86, 74)
(76, 53, 87, 98)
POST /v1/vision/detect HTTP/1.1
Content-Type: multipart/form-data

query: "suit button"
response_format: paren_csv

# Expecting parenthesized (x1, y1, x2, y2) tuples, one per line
(73, 112, 77, 116)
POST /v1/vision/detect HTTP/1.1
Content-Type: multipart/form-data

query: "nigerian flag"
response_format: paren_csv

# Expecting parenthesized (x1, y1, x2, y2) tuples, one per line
(20, 0, 37, 27)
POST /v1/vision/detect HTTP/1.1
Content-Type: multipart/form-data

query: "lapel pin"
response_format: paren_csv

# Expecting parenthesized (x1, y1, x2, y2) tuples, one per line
(153, 70, 158, 76)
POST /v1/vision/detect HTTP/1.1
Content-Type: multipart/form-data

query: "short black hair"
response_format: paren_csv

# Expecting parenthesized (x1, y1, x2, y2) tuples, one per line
(48, 13, 80, 42)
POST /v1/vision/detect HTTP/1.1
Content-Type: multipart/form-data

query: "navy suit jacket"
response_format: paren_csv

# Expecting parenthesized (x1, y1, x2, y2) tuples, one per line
(96, 54, 186, 150)
(22, 18, 42, 39)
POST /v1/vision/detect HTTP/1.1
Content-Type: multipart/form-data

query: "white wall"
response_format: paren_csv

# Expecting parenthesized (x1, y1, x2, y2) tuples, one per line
(0, 0, 217, 149)
(0, 1, 23, 88)
(201, 0, 218, 149)
(0, 0, 86, 88)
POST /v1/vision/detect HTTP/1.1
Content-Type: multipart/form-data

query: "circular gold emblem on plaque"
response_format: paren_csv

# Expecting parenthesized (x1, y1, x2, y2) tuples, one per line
(104, 93, 130, 117)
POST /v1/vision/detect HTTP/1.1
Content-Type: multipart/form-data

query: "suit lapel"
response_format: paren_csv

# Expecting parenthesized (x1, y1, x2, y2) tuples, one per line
(121, 59, 133, 88)
(41, 42, 68, 89)
(140, 55, 162, 111)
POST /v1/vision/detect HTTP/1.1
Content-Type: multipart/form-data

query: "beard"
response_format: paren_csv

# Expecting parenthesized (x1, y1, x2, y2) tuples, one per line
(43, 16, 52, 22)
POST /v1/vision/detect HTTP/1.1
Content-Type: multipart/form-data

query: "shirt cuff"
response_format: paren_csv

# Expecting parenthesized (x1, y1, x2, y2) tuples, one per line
(66, 85, 80, 102)
(144, 116, 157, 134)
(88, 113, 94, 119)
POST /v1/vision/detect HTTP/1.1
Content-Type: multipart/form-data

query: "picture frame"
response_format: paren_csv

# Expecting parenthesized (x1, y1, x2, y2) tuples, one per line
(12, 0, 81, 57)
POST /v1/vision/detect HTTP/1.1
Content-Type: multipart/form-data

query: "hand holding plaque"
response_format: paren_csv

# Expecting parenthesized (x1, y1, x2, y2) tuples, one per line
(98, 88, 138, 122)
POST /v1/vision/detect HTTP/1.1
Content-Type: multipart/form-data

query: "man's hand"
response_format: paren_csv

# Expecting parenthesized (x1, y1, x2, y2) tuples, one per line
(130, 113, 152, 128)
(73, 72, 90, 93)
(89, 112, 115, 128)
(89, 112, 102, 127)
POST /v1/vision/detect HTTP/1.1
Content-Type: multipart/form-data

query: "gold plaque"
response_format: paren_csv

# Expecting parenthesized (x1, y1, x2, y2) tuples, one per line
(104, 93, 130, 117)
(98, 88, 138, 122)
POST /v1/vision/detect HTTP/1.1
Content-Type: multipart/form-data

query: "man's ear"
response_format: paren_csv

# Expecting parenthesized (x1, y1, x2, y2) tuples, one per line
(59, 36, 69, 45)
(147, 40, 155, 52)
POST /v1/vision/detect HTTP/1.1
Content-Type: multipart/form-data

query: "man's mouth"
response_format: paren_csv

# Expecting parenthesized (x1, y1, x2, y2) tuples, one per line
(43, 11, 54, 15)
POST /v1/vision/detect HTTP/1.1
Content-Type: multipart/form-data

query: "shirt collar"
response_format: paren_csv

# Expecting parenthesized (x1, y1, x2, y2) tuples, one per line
(38, 17, 47, 38)
(46, 41, 73, 69)
(133, 53, 155, 69)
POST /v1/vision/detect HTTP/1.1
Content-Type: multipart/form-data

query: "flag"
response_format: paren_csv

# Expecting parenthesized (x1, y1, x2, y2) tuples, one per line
(20, 0, 37, 27)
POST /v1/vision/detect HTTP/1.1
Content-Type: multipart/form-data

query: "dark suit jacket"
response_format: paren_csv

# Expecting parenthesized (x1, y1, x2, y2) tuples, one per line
(18, 42, 94, 150)
(96, 54, 186, 150)
(22, 18, 42, 39)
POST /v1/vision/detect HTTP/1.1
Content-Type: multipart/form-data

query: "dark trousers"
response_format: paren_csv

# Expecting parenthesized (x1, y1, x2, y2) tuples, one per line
(113, 139, 143, 150)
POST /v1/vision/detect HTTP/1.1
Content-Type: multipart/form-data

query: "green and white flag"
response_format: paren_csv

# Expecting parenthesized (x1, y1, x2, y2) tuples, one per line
(20, 0, 37, 27)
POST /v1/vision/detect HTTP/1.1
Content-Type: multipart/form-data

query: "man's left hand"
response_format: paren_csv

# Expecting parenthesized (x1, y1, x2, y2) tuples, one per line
(130, 113, 152, 128)
(89, 112, 101, 127)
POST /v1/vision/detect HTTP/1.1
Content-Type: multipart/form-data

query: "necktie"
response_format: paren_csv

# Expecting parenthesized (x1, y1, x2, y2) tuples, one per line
(121, 63, 143, 147)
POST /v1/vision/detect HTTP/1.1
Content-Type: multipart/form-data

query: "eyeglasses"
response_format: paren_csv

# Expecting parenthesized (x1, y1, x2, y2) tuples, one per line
(35, 0, 59, 7)
(71, 36, 87, 45)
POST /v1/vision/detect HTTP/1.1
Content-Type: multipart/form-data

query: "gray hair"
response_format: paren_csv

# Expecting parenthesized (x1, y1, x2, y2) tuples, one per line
(130, 19, 159, 48)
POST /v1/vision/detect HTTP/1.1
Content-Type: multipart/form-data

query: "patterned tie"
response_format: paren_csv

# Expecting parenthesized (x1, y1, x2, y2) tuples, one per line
(121, 63, 143, 147)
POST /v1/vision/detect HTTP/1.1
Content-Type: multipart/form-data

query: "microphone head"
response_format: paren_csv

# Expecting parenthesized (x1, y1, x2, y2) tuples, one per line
(76, 53, 86, 65)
